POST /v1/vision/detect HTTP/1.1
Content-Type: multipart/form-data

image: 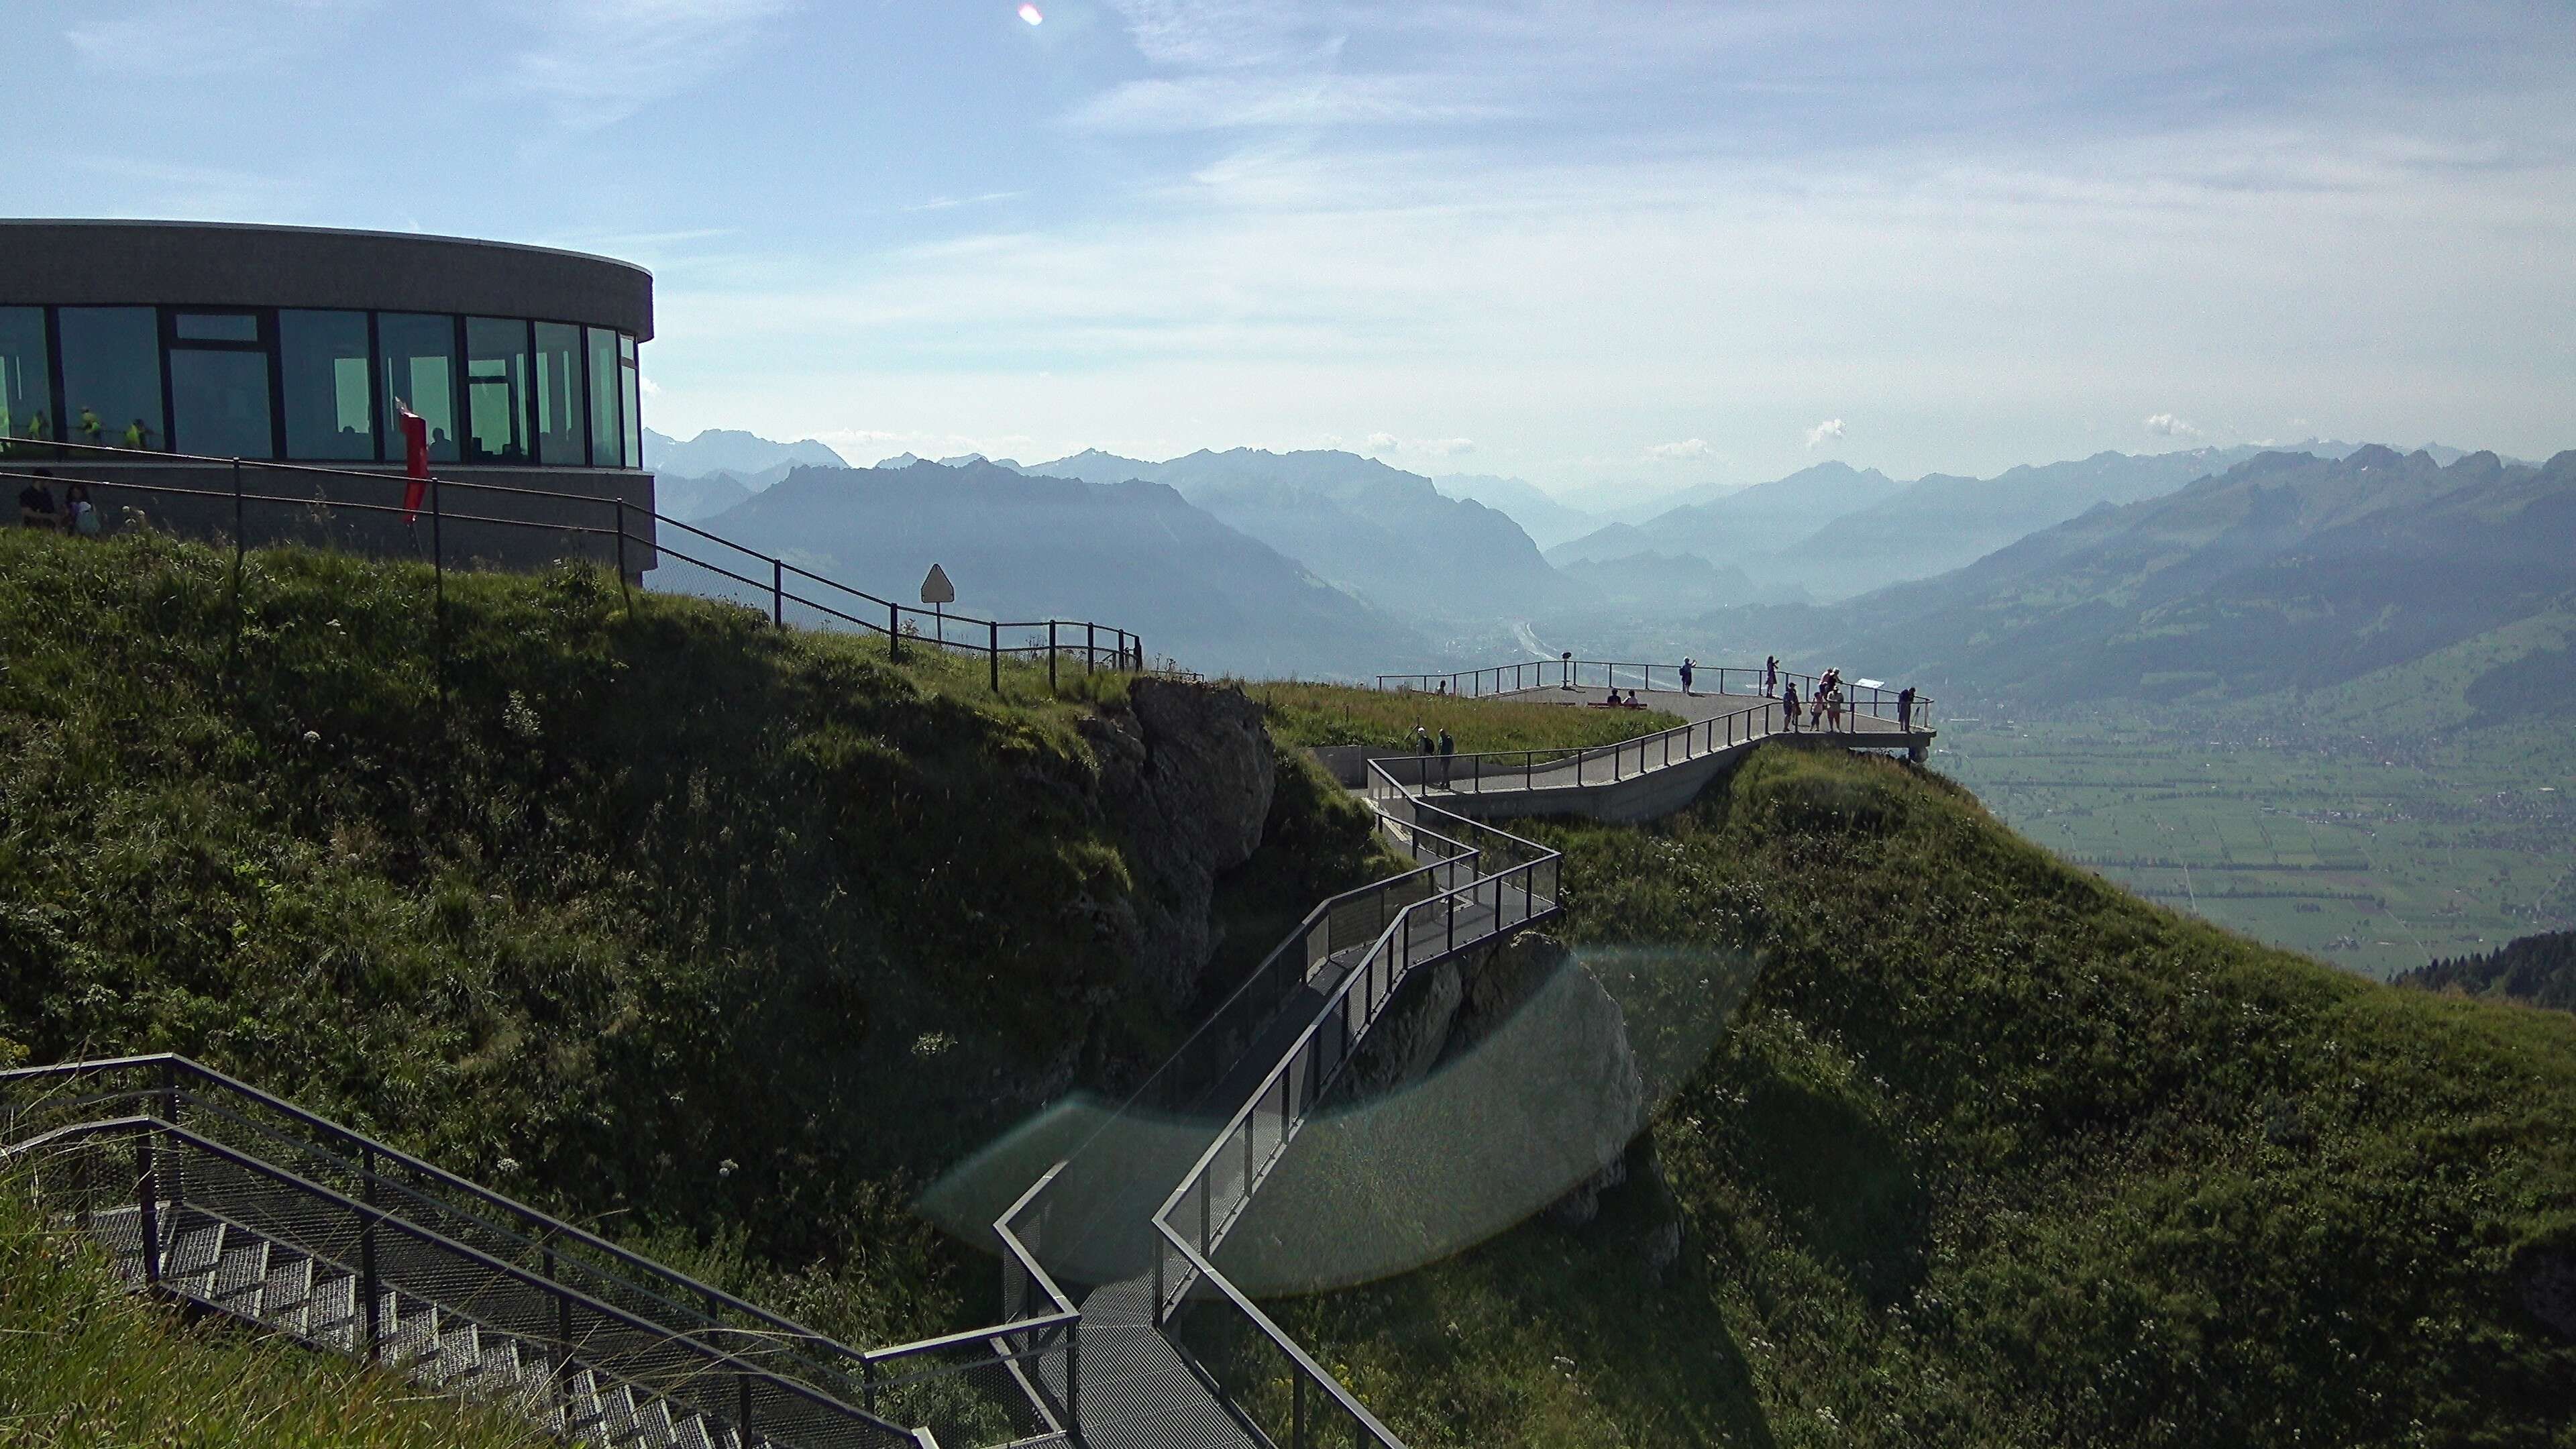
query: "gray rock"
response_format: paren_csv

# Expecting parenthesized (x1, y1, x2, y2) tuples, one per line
(1340, 959, 1464, 1097)
(1078, 680, 1277, 1008)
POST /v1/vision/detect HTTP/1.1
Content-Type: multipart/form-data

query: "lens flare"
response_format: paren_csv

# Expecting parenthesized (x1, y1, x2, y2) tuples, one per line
(1018, 3, 1043, 23)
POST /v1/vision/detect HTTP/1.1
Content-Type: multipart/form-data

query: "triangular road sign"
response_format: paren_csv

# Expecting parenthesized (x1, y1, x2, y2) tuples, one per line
(920, 564, 955, 605)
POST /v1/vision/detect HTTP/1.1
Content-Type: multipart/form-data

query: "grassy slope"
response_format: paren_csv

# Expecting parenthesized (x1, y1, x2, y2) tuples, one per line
(1268, 745, 2576, 1448)
(0, 527, 1399, 1352)
(1247, 680, 1683, 753)
(0, 1167, 546, 1449)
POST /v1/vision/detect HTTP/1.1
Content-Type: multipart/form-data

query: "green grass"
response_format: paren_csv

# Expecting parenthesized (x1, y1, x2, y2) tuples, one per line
(0, 525, 1390, 1356)
(1258, 745, 2576, 1448)
(1242, 680, 1684, 754)
(0, 1164, 547, 1449)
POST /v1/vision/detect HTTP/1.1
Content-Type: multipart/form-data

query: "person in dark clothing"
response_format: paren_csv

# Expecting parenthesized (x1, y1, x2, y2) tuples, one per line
(17, 471, 58, 529)
(1678, 657, 1695, 696)
(1780, 682, 1800, 731)
(1897, 686, 1916, 730)
(1765, 656, 1779, 695)
(1414, 725, 1434, 784)
(1437, 727, 1456, 787)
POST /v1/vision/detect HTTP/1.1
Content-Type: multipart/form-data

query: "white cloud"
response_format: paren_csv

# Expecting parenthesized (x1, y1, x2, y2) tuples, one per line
(2143, 412, 2201, 437)
(1805, 419, 1847, 449)
(1102, 0, 1330, 70)
(511, 0, 798, 129)
(1363, 431, 1400, 452)
(1644, 438, 1711, 461)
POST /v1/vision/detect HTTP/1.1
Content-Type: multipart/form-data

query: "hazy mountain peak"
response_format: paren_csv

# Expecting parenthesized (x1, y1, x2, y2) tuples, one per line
(644, 427, 849, 479)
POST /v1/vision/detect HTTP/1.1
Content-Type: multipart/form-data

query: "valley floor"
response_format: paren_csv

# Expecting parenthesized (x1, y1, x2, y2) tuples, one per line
(1936, 712, 2576, 977)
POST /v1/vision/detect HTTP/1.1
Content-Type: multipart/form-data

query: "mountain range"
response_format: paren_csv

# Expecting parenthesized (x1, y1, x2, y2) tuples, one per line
(684, 458, 1428, 677)
(1005, 448, 1584, 625)
(1754, 446, 2576, 713)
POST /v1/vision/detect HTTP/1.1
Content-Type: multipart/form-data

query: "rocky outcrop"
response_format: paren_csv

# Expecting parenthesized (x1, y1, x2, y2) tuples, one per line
(1079, 680, 1277, 1008)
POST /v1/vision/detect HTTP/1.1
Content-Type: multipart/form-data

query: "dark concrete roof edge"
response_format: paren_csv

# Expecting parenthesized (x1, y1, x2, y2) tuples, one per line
(0, 217, 653, 281)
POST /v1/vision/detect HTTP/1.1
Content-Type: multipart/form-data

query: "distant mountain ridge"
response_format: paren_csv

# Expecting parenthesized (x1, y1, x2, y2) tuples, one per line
(1013, 447, 1586, 623)
(685, 458, 1428, 677)
(643, 427, 849, 480)
(1792, 445, 2576, 710)
(1548, 460, 1907, 571)
(1429, 474, 1601, 550)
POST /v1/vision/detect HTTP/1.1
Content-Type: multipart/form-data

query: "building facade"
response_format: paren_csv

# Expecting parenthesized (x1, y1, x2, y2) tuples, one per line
(1, 219, 655, 575)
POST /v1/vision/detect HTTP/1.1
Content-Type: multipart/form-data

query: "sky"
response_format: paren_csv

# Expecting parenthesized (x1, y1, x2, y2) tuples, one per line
(12, 0, 2575, 497)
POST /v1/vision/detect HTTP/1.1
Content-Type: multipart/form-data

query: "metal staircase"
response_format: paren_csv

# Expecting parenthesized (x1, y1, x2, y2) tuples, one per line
(0, 1059, 1080, 1449)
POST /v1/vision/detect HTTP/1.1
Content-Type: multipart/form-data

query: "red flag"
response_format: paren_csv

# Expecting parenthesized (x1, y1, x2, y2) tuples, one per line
(397, 403, 431, 523)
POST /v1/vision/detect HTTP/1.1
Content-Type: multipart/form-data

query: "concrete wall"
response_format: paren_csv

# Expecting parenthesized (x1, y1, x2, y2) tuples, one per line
(1, 221, 653, 339)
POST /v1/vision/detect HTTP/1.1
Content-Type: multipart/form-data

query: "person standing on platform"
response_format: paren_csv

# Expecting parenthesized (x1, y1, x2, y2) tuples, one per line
(1765, 655, 1779, 695)
(1679, 657, 1695, 696)
(1437, 727, 1456, 788)
(1898, 686, 1916, 731)
(1780, 682, 1800, 732)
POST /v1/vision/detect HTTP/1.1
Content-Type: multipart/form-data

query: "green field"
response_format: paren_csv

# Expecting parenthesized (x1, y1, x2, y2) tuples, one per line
(1934, 712, 2576, 978)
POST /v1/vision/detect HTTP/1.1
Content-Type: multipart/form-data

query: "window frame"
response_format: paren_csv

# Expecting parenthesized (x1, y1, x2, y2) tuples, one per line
(160, 307, 280, 460)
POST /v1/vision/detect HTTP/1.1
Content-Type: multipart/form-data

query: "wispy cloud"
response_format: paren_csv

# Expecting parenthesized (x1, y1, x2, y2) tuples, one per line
(68, 0, 380, 78)
(1102, 0, 1334, 70)
(1071, 74, 1511, 133)
(1805, 419, 1847, 449)
(1644, 438, 1711, 462)
(511, 0, 798, 128)
(2143, 412, 2201, 437)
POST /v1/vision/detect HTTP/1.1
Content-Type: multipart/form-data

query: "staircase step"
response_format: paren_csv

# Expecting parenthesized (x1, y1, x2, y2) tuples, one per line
(164, 1218, 225, 1294)
(262, 1252, 317, 1336)
(210, 1234, 272, 1317)
(307, 1272, 360, 1351)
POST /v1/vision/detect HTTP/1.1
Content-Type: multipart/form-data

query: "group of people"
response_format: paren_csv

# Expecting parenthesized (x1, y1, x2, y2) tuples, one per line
(1412, 724, 1458, 786)
(1781, 665, 1847, 732)
(15, 470, 102, 536)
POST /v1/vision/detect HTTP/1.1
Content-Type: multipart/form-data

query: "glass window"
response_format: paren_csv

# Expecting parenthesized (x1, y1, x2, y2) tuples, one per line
(170, 354, 275, 459)
(379, 313, 458, 464)
(619, 333, 641, 469)
(464, 317, 531, 464)
(533, 321, 586, 466)
(279, 310, 376, 461)
(174, 313, 260, 343)
(57, 306, 165, 451)
(0, 307, 51, 456)
(586, 326, 621, 469)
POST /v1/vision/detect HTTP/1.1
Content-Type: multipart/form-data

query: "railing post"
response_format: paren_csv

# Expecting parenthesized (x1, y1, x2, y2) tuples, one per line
(430, 473, 447, 704)
(889, 600, 902, 661)
(1049, 621, 1059, 694)
(1087, 622, 1097, 675)
(613, 497, 631, 613)
(772, 557, 784, 629)
(136, 1132, 162, 1286)
(360, 1144, 382, 1360)
(989, 620, 1000, 692)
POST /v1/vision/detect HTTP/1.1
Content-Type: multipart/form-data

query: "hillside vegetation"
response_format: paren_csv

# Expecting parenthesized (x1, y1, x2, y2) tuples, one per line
(2402, 930, 2576, 1014)
(0, 525, 1397, 1353)
(1268, 746, 2576, 1447)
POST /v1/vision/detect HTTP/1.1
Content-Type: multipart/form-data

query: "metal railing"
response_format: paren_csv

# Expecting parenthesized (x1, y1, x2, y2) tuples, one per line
(6, 1115, 932, 1448)
(1377, 657, 1934, 733)
(3, 437, 1148, 692)
(1142, 769, 1563, 1449)
(1366, 698, 1792, 800)
(0, 1055, 1075, 1448)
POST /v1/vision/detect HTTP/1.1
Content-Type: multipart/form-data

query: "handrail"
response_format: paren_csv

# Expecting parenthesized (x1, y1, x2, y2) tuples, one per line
(5, 1114, 934, 1448)
(1368, 698, 1803, 799)
(2, 435, 1151, 686)
(1134, 765, 1564, 1449)
(0, 1054, 1077, 1442)
(1375, 656, 1934, 730)
(0, 1054, 869, 1367)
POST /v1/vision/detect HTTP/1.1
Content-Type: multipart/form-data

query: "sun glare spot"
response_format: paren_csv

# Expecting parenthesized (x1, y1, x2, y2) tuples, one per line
(1018, 3, 1043, 23)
